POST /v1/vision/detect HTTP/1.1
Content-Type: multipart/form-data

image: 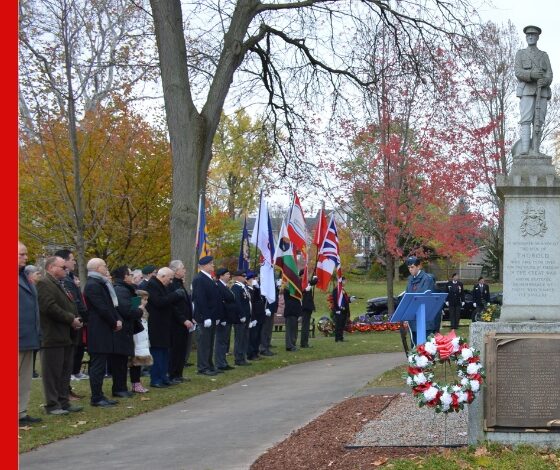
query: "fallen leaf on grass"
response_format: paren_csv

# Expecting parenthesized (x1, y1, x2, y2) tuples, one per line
(474, 447, 489, 457)
(18, 426, 32, 431)
(140, 397, 151, 401)
(77, 420, 87, 425)
(371, 457, 388, 466)
(126, 406, 134, 409)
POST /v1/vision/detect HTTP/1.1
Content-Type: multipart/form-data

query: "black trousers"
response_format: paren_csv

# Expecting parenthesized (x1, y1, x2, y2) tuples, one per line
(285, 316, 298, 349)
(214, 323, 232, 368)
(89, 353, 109, 403)
(72, 333, 86, 374)
(334, 312, 347, 341)
(300, 310, 312, 347)
(448, 303, 461, 329)
(247, 321, 263, 359)
(169, 325, 188, 379)
(129, 365, 141, 383)
(110, 354, 129, 393)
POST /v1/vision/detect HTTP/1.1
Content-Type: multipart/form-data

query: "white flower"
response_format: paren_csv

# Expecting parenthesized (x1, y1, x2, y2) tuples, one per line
(452, 385, 462, 393)
(423, 386, 439, 402)
(461, 348, 473, 360)
(466, 363, 480, 375)
(457, 391, 467, 403)
(470, 380, 480, 392)
(441, 392, 452, 406)
(414, 373, 427, 384)
(416, 355, 429, 368)
(451, 337, 460, 352)
(406, 376, 413, 386)
(424, 341, 437, 355)
(408, 354, 416, 364)
(461, 377, 469, 386)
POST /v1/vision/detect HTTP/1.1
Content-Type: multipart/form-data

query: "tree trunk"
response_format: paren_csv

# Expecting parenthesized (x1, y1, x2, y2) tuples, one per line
(386, 254, 395, 314)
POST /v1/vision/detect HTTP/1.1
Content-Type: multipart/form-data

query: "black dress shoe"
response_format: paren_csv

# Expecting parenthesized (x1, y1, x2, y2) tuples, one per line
(234, 361, 251, 366)
(197, 370, 218, 376)
(260, 351, 275, 356)
(213, 368, 225, 374)
(300, 345, 313, 348)
(112, 391, 133, 398)
(167, 378, 183, 385)
(286, 347, 298, 351)
(218, 365, 235, 371)
(91, 399, 118, 407)
(151, 383, 170, 388)
(19, 415, 42, 424)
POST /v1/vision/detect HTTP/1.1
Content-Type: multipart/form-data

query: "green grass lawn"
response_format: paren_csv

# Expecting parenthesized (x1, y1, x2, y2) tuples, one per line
(22, 277, 527, 468)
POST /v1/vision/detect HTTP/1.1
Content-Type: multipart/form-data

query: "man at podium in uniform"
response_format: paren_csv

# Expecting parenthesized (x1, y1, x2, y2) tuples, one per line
(405, 256, 437, 346)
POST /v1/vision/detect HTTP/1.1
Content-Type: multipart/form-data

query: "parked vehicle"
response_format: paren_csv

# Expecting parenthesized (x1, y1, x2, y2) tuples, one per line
(366, 281, 502, 322)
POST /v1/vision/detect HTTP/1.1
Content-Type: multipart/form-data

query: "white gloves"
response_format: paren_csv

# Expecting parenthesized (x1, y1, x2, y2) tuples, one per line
(305, 285, 312, 292)
(265, 309, 272, 317)
(445, 301, 449, 306)
(461, 302, 465, 306)
(473, 303, 477, 308)
(335, 310, 341, 315)
(204, 319, 212, 328)
(248, 320, 257, 328)
(240, 317, 246, 323)
(215, 319, 221, 325)
(350, 295, 356, 302)
(220, 321, 227, 326)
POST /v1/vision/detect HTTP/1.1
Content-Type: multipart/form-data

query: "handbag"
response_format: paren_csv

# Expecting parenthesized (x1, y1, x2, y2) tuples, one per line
(133, 318, 145, 334)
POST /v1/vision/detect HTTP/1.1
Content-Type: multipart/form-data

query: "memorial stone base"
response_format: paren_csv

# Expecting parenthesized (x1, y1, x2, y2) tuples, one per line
(468, 322, 560, 448)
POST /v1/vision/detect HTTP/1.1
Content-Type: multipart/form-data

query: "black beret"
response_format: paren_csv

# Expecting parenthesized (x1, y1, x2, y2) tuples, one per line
(198, 255, 214, 266)
(232, 269, 246, 277)
(216, 267, 229, 277)
(141, 264, 157, 275)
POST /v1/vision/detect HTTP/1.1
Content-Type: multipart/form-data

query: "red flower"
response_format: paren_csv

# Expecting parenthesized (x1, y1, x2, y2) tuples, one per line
(467, 356, 480, 364)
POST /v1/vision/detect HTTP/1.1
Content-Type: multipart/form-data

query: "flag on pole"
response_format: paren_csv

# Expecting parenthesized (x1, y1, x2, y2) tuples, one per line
(238, 216, 250, 271)
(250, 193, 274, 264)
(315, 214, 340, 291)
(287, 192, 307, 251)
(312, 207, 328, 248)
(196, 195, 210, 259)
(274, 220, 302, 300)
(259, 212, 276, 304)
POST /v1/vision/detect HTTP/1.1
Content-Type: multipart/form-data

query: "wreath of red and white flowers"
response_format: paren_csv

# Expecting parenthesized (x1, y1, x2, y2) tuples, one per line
(404, 330, 485, 413)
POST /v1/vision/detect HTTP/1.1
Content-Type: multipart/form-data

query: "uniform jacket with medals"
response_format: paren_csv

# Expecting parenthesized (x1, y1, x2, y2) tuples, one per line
(472, 283, 490, 306)
(216, 280, 237, 324)
(446, 280, 465, 307)
(231, 281, 251, 325)
(191, 271, 220, 324)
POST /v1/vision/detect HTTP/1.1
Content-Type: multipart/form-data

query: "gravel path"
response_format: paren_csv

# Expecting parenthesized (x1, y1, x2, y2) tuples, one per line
(349, 393, 468, 447)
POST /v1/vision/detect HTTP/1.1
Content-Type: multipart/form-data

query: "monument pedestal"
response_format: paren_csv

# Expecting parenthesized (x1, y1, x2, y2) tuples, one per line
(467, 154, 560, 448)
(496, 153, 560, 321)
(468, 322, 560, 448)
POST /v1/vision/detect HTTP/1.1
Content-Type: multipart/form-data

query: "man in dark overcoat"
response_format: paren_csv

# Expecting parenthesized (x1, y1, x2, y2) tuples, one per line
(146, 267, 186, 387)
(247, 272, 265, 361)
(37, 256, 84, 414)
(284, 287, 302, 351)
(168, 260, 194, 382)
(192, 256, 220, 375)
(83, 257, 122, 407)
(300, 273, 318, 348)
(231, 270, 252, 366)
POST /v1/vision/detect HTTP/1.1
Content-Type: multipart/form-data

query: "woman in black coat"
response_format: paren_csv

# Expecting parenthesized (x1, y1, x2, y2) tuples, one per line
(112, 266, 143, 397)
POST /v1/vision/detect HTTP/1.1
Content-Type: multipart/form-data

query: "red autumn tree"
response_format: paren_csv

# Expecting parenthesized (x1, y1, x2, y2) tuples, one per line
(326, 25, 491, 312)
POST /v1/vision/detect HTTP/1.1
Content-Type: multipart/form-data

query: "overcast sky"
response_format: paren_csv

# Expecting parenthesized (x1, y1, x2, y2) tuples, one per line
(479, 0, 559, 72)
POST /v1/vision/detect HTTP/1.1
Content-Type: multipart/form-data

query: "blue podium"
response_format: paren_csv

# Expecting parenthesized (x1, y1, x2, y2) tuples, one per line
(390, 291, 447, 345)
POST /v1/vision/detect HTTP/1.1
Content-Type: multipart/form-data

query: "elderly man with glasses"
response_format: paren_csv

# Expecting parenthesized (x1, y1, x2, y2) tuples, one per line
(36, 256, 84, 415)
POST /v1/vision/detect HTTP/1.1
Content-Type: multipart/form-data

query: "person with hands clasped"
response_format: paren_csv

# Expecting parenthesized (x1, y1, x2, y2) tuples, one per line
(446, 273, 464, 330)
(146, 267, 186, 387)
(247, 272, 265, 361)
(231, 270, 252, 366)
(300, 271, 318, 348)
(36, 256, 84, 415)
(83, 258, 122, 407)
(472, 276, 490, 323)
(191, 256, 220, 376)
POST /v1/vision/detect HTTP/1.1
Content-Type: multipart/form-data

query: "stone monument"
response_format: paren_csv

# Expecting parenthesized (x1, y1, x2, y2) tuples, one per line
(468, 25, 560, 448)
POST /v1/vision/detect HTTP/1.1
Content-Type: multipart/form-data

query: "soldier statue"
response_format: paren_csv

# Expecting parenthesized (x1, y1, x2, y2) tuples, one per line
(514, 25, 553, 155)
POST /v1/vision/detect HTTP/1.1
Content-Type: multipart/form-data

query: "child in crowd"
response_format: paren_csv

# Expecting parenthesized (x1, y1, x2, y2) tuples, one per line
(130, 290, 152, 393)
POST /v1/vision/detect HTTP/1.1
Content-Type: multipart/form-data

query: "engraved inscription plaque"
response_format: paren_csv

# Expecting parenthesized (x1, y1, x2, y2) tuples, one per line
(485, 334, 560, 430)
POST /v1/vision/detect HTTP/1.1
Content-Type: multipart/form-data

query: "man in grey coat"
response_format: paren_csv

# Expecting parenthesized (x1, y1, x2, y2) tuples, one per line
(18, 241, 42, 425)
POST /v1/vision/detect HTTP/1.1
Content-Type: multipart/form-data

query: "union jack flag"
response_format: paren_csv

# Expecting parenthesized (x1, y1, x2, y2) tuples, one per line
(315, 214, 340, 291)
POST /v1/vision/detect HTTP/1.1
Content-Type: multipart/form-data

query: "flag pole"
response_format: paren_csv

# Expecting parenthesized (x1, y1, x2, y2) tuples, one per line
(311, 201, 326, 277)
(252, 190, 263, 272)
